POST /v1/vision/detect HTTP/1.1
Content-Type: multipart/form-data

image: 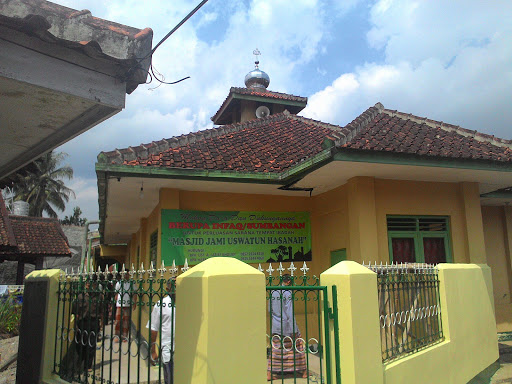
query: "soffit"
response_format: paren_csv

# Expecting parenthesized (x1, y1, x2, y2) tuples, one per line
(102, 160, 512, 244)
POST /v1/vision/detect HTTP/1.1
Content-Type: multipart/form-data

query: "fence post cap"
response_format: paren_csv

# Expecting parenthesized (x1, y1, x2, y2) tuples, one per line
(25, 269, 61, 281)
(178, 257, 263, 278)
(321, 260, 375, 277)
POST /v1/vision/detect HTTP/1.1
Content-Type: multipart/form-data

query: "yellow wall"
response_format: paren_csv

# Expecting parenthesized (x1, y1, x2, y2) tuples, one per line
(374, 179, 475, 264)
(125, 179, 486, 276)
(383, 264, 498, 384)
(121, 178, 496, 336)
(482, 205, 512, 331)
(320, 262, 499, 384)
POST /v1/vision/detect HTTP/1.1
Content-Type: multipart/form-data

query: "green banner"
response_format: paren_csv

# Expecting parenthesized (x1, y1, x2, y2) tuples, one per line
(161, 210, 311, 266)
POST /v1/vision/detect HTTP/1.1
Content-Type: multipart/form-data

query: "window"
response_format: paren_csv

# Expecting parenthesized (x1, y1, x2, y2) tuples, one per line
(150, 230, 158, 266)
(387, 216, 451, 264)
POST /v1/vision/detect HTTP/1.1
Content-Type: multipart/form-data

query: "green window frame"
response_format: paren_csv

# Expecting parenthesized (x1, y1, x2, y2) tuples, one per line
(387, 215, 452, 264)
(150, 230, 158, 266)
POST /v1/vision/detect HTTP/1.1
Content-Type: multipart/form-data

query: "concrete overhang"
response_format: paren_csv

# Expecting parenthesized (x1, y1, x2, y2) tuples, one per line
(0, 0, 153, 184)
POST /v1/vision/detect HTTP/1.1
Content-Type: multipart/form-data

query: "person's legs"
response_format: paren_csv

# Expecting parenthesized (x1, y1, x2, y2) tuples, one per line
(163, 358, 173, 384)
(121, 308, 130, 340)
(114, 306, 121, 336)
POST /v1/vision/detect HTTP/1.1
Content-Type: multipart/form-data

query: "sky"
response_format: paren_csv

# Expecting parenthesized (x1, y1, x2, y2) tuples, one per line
(50, 0, 512, 222)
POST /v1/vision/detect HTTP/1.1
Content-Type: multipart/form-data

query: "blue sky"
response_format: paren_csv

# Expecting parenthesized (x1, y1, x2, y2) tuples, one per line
(50, 0, 512, 222)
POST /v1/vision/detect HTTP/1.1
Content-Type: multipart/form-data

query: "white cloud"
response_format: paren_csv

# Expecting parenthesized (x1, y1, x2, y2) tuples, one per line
(48, 0, 512, 221)
(304, 1, 512, 139)
(61, 177, 99, 221)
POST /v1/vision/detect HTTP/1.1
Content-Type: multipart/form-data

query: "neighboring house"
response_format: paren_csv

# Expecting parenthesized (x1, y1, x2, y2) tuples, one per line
(0, 0, 152, 185)
(95, 63, 512, 332)
(0, 195, 71, 284)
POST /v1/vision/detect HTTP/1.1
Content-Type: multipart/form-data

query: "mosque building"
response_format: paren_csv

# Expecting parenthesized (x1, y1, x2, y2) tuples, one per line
(96, 54, 512, 332)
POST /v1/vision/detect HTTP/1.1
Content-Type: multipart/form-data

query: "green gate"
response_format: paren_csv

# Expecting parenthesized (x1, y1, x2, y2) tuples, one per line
(265, 264, 340, 384)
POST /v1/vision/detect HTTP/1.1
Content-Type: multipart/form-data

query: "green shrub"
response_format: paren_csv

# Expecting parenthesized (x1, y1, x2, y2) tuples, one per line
(0, 293, 22, 337)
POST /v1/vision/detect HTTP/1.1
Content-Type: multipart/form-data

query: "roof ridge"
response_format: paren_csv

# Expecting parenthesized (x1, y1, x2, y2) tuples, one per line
(100, 112, 293, 165)
(230, 87, 308, 101)
(382, 109, 512, 150)
(340, 102, 385, 145)
(290, 114, 347, 144)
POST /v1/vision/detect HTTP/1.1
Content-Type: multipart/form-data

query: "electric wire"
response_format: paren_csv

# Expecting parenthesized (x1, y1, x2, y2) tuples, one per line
(125, 0, 209, 87)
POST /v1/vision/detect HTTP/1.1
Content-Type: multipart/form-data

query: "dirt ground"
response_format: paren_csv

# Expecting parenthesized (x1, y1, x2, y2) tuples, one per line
(0, 336, 18, 384)
(1, 335, 511, 383)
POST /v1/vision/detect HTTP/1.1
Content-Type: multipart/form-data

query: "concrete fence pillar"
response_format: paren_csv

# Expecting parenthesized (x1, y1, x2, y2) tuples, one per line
(174, 257, 266, 384)
(17, 269, 62, 384)
(320, 261, 383, 384)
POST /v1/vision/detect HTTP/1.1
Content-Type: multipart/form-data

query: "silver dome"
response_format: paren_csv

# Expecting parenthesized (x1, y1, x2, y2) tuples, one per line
(244, 68, 270, 89)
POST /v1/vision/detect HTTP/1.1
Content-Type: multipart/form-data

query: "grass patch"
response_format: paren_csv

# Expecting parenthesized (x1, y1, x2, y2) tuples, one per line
(0, 293, 22, 338)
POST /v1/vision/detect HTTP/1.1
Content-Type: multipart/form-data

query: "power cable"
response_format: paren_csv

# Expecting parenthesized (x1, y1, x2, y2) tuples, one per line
(125, 0, 210, 86)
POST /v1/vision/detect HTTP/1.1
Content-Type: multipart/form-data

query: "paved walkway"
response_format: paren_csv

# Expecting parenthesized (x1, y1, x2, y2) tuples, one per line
(491, 341, 512, 384)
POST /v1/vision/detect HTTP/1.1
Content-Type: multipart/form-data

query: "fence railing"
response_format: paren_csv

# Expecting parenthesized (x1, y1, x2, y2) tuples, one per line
(363, 262, 444, 363)
(53, 261, 184, 384)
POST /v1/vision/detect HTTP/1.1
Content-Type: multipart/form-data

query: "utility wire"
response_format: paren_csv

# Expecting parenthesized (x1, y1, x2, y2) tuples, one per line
(125, 0, 210, 86)
(144, 0, 210, 62)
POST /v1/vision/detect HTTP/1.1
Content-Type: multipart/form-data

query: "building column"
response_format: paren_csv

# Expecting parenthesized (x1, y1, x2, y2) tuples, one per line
(174, 257, 266, 384)
(139, 218, 147, 267)
(503, 206, 512, 274)
(459, 182, 487, 264)
(347, 177, 379, 262)
(16, 261, 25, 285)
(320, 261, 383, 384)
(159, 188, 180, 264)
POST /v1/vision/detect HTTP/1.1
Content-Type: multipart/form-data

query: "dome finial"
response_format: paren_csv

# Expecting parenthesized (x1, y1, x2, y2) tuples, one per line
(245, 48, 270, 90)
(253, 48, 261, 69)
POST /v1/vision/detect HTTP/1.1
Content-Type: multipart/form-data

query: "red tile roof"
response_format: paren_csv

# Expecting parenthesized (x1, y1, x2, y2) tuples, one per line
(0, 195, 16, 250)
(117, 111, 344, 173)
(341, 103, 512, 162)
(99, 103, 512, 174)
(0, 196, 70, 258)
(211, 87, 308, 123)
(4, 216, 71, 256)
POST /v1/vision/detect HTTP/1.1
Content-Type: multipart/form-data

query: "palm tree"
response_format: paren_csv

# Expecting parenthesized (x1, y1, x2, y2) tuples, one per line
(12, 151, 75, 217)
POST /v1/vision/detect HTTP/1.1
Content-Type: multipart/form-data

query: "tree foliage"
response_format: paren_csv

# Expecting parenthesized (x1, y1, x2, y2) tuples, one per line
(60, 206, 87, 226)
(11, 151, 75, 217)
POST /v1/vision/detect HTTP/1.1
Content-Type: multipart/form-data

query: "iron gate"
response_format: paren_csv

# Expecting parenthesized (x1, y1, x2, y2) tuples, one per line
(265, 265, 340, 384)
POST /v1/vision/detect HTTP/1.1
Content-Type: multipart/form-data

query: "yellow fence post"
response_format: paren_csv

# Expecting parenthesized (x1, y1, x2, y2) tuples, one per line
(173, 257, 266, 384)
(16, 269, 62, 384)
(320, 261, 384, 384)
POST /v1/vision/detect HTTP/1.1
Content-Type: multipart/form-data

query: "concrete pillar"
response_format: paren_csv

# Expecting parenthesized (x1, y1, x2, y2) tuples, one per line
(459, 182, 487, 264)
(139, 217, 147, 266)
(174, 257, 266, 384)
(17, 269, 61, 384)
(320, 261, 383, 384)
(503, 206, 512, 275)
(347, 177, 379, 262)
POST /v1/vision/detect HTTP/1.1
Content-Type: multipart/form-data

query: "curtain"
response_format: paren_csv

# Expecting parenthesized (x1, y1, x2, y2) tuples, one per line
(391, 238, 415, 263)
(423, 237, 446, 264)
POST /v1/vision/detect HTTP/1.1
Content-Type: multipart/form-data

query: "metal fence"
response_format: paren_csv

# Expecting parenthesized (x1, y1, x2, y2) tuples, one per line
(53, 261, 184, 384)
(261, 262, 340, 384)
(363, 262, 444, 362)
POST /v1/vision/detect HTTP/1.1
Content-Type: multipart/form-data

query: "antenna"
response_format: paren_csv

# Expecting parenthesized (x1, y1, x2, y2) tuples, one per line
(255, 105, 270, 118)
